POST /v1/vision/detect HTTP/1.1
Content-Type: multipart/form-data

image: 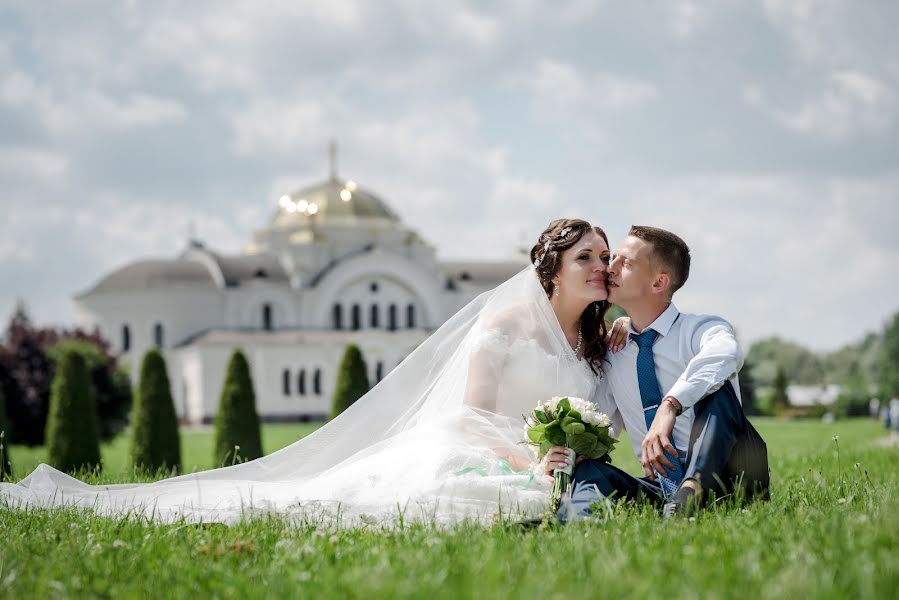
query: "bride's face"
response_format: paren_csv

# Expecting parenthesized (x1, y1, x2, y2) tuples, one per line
(551, 230, 611, 305)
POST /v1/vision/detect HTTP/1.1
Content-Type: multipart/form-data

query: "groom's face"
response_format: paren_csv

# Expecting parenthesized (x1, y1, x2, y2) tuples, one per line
(607, 236, 658, 306)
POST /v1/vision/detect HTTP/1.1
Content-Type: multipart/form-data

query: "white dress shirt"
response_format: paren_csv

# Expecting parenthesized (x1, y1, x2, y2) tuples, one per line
(593, 303, 744, 463)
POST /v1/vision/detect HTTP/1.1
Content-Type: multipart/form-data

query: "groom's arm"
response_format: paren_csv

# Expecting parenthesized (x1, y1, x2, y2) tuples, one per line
(664, 316, 742, 410)
(642, 316, 742, 480)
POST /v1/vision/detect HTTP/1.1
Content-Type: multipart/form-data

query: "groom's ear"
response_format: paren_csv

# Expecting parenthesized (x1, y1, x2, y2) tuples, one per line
(651, 272, 671, 297)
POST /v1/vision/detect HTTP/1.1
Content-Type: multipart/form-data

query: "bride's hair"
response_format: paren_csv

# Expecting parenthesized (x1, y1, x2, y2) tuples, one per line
(530, 218, 611, 374)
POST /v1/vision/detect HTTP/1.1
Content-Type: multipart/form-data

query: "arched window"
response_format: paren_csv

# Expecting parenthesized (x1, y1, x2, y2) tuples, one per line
(370, 304, 380, 328)
(332, 304, 343, 330)
(406, 304, 416, 329)
(313, 368, 322, 396)
(376, 361, 384, 383)
(351, 304, 361, 330)
(121, 324, 131, 352)
(298, 369, 306, 396)
(153, 322, 164, 348)
(262, 303, 273, 331)
(388, 304, 398, 331)
(282, 368, 291, 396)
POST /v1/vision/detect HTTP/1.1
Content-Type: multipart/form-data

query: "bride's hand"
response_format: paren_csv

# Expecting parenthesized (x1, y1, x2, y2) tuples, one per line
(606, 316, 630, 352)
(540, 446, 573, 478)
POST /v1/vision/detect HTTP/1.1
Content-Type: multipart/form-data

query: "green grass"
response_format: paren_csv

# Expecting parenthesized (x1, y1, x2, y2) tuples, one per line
(2, 419, 897, 599)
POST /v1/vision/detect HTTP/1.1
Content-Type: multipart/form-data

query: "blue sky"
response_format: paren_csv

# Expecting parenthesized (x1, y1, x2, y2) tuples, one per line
(1, 0, 897, 351)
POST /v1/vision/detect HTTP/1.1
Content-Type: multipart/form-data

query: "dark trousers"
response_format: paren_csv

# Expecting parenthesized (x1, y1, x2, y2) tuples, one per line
(560, 381, 769, 521)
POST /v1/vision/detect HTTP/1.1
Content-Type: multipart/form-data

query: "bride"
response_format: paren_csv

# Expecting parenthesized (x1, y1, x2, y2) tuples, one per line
(0, 218, 621, 526)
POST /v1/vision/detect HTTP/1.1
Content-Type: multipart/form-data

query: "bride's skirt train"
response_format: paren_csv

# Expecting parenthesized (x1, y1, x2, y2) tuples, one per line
(0, 425, 551, 527)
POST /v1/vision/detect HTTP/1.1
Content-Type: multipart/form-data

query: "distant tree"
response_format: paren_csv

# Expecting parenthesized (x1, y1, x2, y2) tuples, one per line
(746, 337, 827, 387)
(330, 345, 370, 420)
(45, 350, 101, 473)
(7, 298, 31, 332)
(770, 365, 789, 416)
(130, 350, 181, 473)
(740, 357, 762, 416)
(213, 350, 262, 467)
(0, 385, 12, 480)
(835, 368, 871, 418)
(605, 304, 627, 324)
(0, 319, 56, 445)
(878, 311, 899, 400)
(0, 307, 130, 445)
(48, 339, 132, 441)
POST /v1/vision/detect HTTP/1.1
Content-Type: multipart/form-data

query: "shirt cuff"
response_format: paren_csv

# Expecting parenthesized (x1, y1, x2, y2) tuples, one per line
(665, 378, 703, 409)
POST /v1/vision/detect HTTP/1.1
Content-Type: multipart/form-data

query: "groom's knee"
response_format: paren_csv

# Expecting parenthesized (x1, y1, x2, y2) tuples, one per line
(572, 459, 614, 485)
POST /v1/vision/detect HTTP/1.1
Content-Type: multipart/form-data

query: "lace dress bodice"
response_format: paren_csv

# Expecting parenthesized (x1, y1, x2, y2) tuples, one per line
(471, 327, 598, 417)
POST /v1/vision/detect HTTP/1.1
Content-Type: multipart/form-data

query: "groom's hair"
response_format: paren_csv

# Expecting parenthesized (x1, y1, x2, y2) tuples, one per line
(629, 225, 691, 295)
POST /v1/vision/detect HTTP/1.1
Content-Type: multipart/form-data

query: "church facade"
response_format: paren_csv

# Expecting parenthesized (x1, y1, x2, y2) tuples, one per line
(74, 168, 525, 423)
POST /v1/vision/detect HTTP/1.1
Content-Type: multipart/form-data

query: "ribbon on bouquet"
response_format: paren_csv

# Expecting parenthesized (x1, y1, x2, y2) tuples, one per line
(453, 458, 536, 487)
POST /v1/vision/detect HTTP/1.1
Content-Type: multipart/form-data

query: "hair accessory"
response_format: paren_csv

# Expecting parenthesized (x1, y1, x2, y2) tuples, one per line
(533, 225, 574, 269)
(533, 240, 552, 268)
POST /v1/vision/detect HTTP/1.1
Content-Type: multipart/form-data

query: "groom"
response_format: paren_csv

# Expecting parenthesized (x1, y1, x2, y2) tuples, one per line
(560, 225, 769, 520)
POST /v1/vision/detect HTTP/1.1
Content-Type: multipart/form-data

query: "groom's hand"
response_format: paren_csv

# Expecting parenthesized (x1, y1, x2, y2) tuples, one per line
(641, 399, 679, 480)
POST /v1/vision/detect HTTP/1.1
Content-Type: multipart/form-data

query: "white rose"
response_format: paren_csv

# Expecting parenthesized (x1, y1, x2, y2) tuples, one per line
(545, 397, 565, 412)
(584, 411, 611, 428)
(568, 397, 597, 415)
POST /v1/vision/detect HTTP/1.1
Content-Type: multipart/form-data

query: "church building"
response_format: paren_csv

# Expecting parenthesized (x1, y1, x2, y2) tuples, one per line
(74, 152, 525, 423)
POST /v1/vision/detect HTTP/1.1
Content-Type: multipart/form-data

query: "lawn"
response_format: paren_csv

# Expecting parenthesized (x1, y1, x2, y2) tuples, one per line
(2, 418, 897, 599)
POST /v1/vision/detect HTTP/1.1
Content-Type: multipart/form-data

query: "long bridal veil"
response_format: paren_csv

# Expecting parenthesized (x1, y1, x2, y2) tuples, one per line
(0, 267, 599, 526)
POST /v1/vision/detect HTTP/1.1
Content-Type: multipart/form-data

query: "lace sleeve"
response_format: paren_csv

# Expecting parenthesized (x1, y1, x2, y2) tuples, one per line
(471, 328, 511, 354)
(463, 328, 511, 413)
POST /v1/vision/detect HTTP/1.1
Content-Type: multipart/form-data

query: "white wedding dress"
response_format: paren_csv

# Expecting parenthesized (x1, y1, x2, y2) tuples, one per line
(0, 268, 602, 526)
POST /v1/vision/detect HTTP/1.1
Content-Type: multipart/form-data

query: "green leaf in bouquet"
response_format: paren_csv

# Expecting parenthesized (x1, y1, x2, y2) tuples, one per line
(545, 423, 566, 446)
(533, 410, 550, 424)
(557, 398, 571, 413)
(567, 409, 582, 421)
(561, 421, 585, 435)
(538, 440, 553, 460)
(567, 431, 598, 457)
(526, 424, 546, 443)
(591, 441, 610, 460)
(596, 429, 619, 447)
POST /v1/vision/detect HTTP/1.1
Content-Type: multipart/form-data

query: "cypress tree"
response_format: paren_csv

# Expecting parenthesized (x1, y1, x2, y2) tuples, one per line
(45, 349, 101, 473)
(330, 345, 370, 420)
(0, 386, 12, 480)
(213, 349, 262, 467)
(131, 349, 181, 473)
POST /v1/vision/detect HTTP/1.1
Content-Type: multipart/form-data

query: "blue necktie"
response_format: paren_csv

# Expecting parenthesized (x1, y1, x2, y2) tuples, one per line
(632, 329, 685, 497)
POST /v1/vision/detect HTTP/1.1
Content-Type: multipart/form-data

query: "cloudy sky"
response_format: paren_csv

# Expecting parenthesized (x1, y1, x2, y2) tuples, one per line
(1, 0, 897, 351)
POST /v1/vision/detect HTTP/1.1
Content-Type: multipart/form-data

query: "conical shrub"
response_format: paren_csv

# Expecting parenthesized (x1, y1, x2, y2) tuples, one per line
(213, 349, 262, 467)
(131, 349, 181, 474)
(45, 349, 101, 473)
(330, 344, 370, 420)
(0, 386, 13, 480)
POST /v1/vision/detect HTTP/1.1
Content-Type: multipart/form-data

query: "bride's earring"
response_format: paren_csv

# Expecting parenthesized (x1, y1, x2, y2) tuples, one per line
(553, 282, 560, 297)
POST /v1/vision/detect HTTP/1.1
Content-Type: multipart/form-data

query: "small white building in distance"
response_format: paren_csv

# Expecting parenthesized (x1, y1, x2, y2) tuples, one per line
(786, 384, 841, 407)
(74, 155, 526, 423)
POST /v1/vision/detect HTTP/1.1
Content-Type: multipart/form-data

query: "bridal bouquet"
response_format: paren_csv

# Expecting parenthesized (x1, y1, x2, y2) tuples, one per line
(525, 396, 618, 514)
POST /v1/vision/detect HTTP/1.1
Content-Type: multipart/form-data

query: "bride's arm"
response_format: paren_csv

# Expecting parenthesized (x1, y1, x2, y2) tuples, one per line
(462, 328, 509, 413)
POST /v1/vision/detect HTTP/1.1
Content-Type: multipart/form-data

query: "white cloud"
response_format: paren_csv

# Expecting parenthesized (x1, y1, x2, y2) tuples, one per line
(527, 59, 658, 134)
(774, 71, 895, 140)
(0, 147, 68, 179)
(230, 96, 330, 156)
